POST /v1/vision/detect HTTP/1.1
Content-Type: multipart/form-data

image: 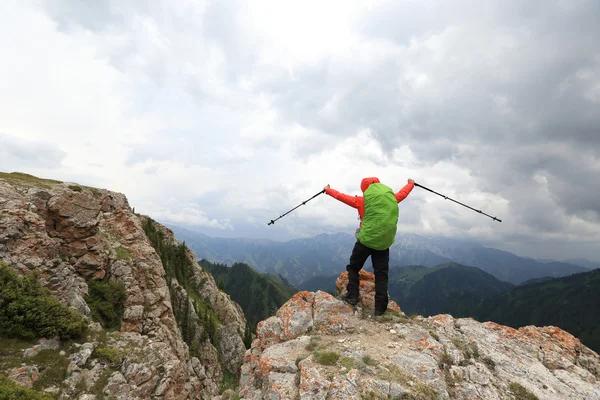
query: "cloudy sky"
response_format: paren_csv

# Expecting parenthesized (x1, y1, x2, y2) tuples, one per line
(1, 0, 599, 261)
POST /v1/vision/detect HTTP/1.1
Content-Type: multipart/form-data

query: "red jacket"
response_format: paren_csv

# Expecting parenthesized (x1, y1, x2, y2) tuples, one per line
(325, 177, 414, 226)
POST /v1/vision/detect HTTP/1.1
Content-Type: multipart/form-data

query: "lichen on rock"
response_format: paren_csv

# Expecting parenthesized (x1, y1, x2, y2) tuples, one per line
(238, 283, 600, 400)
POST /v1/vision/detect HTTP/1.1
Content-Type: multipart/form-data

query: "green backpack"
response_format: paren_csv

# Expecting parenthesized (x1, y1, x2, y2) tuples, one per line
(357, 183, 399, 250)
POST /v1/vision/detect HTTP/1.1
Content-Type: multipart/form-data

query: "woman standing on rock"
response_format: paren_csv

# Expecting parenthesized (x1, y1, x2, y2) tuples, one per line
(323, 177, 415, 316)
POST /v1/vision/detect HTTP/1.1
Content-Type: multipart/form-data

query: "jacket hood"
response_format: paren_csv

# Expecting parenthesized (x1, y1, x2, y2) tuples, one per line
(361, 177, 380, 193)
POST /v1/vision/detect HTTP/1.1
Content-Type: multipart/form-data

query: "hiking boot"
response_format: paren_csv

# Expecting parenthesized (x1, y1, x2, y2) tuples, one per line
(340, 292, 359, 306)
(374, 309, 386, 317)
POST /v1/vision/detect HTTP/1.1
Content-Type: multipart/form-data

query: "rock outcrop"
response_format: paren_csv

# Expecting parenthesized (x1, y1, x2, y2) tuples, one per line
(0, 173, 247, 399)
(336, 269, 403, 314)
(240, 282, 600, 399)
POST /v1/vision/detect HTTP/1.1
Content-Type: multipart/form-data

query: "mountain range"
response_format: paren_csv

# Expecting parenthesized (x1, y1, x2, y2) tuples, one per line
(167, 225, 591, 286)
(386, 263, 514, 317)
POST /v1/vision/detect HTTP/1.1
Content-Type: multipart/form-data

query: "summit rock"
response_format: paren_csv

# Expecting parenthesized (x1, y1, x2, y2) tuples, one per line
(239, 287, 600, 399)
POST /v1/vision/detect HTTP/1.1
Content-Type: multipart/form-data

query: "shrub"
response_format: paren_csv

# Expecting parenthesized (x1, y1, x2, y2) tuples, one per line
(362, 391, 387, 400)
(362, 355, 377, 366)
(315, 351, 340, 366)
(0, 375, 54, 400)
(414, 383, 439, 400)
(509, 382, 539, 400)
(143, 217, 222, 350)
(340, 357, 355, 369)
(68, 185, 83, 192)
(438, 351, 454, 370)
(0, 263, 86, 340)
(93, 347, 124, 366)
(85, 278, 126, 330)
(29, 350, 70, 391)
(243, 323, 254, 349)
(469, 342, 480, 358)
(221, 370, 238, 393)
(115, 246, 131, 260)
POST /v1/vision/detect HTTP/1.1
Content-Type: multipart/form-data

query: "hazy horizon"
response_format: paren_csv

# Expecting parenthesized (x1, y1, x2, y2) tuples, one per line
(163, 221, 600, 264)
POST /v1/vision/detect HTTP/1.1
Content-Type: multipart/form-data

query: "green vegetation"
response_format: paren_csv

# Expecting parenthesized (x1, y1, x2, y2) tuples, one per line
(413, 383, 439, 400)
(362, 391, 387, 400)
(0, 263, 86, 341)
(0, 337, 34, 372)
(143, 217, 221, 354)
(0, 172, 104, 196)
(362, 354, 377, 366)
(373, 309, 409, 323)
(509, 382, 539, 400)
(115, 245, 131, 260)
(0, 375, 54, 400)
(68, 185, 83, 192)
(84, 278, 126, 330)
(0, 171, 62, 189)
(387, 263, 514, 318)
(221, 370, 238, 393)
(470, 342, 480, 358)
(191, 296, 219, 346)
(92, 347, 124, 366)
(340, 357, 355, 369)
(473, 269, 600, 353)
(200, 260, 297, 338)
(29, 349, 70, 391)
(143, 217, 196, 287)
(438, 351, 453, 370)
(387, 264, 600, 353)
(90, 369, 113, 398)
(314, 350, 339, 366)
(243, 323, 253, 349)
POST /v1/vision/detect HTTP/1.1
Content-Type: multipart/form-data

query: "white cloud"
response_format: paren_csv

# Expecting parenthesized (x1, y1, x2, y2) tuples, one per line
(148, 206, 232, 230)
(0, 0, 598, 262)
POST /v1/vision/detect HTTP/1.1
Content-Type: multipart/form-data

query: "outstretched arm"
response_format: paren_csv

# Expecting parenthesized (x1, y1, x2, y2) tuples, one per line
(324, 184, 361, 209)
(395, 179, 415, 203)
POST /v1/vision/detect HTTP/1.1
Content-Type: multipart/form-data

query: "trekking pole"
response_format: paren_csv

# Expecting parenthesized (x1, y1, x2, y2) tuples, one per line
(414, 182, 502, 222)
(268, 189, 326, 225)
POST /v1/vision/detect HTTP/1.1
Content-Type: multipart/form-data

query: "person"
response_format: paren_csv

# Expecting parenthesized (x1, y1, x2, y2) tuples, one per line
(323, 177, 415, 316)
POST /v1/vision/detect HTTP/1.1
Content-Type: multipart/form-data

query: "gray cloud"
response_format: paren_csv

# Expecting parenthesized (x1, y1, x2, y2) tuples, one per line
(31, 0, 600, 260)
(239, 0, 600, 240)
(42, 0, 121, 33)
(0, 134, 67, 170)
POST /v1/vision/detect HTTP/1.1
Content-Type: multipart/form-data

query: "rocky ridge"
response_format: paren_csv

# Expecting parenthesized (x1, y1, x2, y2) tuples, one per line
(0, 173, 247, 399)
(239, 271, 600, 399)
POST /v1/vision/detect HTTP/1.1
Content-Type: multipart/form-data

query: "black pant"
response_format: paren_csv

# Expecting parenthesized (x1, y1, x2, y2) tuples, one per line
(346, 240, 390, 313)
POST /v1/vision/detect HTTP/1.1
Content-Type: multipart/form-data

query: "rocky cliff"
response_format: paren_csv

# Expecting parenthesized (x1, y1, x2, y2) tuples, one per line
(0, 172, 247, 399)
(239, 270, 600, 399)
